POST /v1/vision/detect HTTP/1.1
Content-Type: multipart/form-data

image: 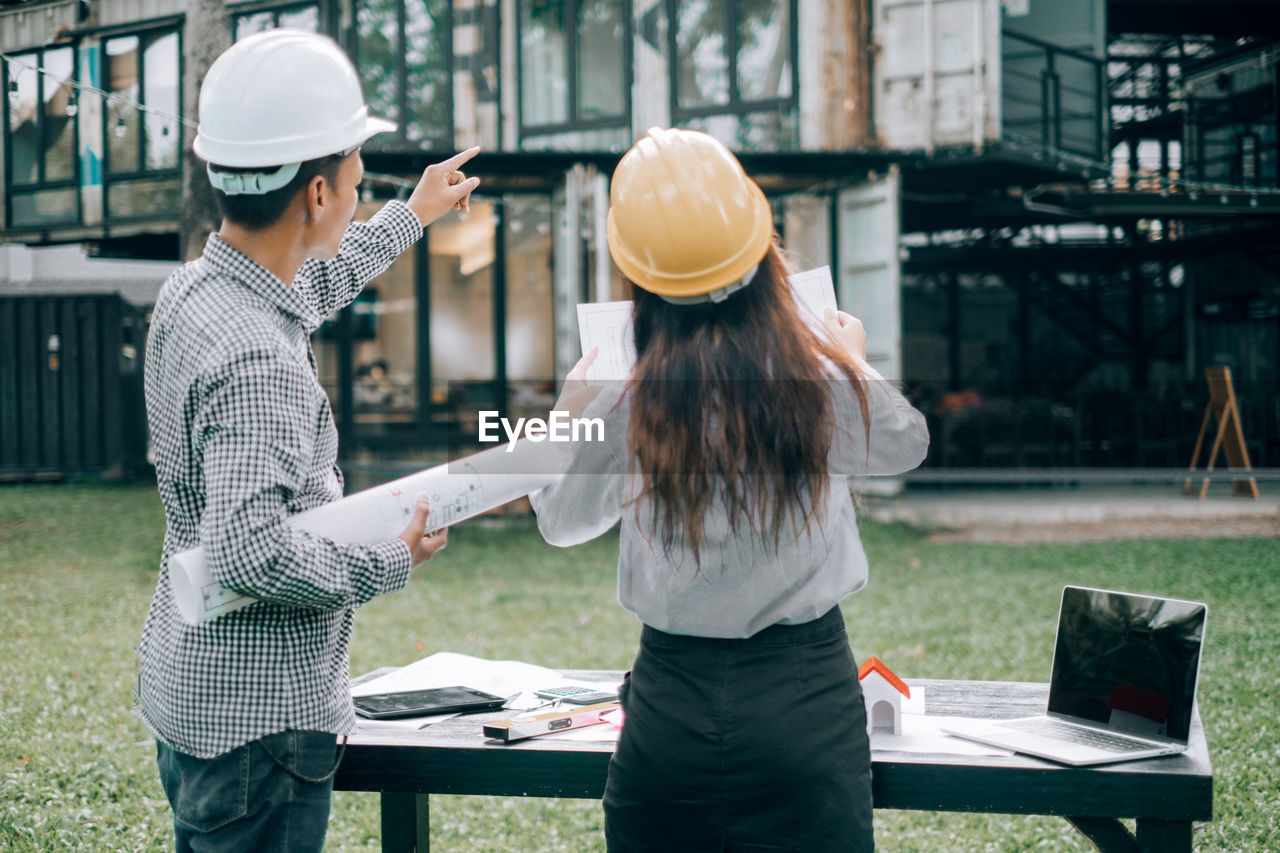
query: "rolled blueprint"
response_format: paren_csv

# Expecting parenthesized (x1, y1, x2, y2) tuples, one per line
(170, 440, 563, 624)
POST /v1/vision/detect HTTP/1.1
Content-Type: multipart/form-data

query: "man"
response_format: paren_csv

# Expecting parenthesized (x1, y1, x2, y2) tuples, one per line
(137, 30, 476, 850)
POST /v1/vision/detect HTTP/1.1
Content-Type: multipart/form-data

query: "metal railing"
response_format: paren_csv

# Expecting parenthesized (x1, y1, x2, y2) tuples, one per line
(1001, 30, 1107, 162)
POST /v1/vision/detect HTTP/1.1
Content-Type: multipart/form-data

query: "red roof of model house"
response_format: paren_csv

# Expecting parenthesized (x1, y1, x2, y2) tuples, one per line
(858, 656, 911, 698)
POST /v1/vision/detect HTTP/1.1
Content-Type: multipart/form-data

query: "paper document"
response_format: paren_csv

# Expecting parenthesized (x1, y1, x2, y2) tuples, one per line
(576, 300, 636, 383)
(351, 652, 618, 704)
(575, 268, 837, 382)
(787, 265, 838, 326)
(351, 652, 566, 699)
(169, 440, 564, 624)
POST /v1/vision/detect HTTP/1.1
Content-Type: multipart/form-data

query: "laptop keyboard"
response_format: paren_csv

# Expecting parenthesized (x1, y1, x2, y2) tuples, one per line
(1002, 717, 1160, 753)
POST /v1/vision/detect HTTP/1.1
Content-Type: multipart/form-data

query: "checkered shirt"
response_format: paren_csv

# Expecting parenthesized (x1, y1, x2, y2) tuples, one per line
(137, 201, 422, 758)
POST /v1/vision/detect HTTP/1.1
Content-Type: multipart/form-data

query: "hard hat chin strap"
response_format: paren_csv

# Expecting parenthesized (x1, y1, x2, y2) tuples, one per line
(658, 264, 759, 306)
(207, 162, 302, 196)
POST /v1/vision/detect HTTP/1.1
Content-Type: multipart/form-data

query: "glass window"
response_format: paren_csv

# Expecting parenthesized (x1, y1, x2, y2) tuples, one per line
(41, 48, 76, 182)
(684, 110, 798, 151)
(105, 36, 141, 174)
(106, 176, 181, 219)
(736, 0, 791, 102)
(279, 5, 319, 30)
(234, 4, 319, 40)
(234, 11, 276, 39)
(358, 0, 399, 127)
(356, 0, 452, 150)
(353, 201, 420, 428)
(9, 188, 78, 227)
(314, 201, 424, 443)
(3, 45, 79, 226)
(519, 0, 629, 137)
(103, 29, 181, 220)
(669, 0, 798, 150)
(503, 195, 554, 381)
(576, 0, 627, 119)
(4, 47, 77, 185)
(674, 0, 728, 108)
(520, 0, 569, 125)
(454, 0, 501, 143)
(430, 200, 497, 384)
(143, 32, 179, 171)
(404, 0, 452, 144)
(105, 31, 179, 176)
(6, 55, 42, 185)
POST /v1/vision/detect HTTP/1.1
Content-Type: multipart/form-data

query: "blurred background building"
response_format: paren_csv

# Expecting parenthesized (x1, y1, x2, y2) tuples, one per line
(2, 0, 1278, 479)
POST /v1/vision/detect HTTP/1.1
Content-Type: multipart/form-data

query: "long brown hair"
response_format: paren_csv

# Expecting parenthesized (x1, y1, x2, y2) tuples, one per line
(628, 243, 870, 565)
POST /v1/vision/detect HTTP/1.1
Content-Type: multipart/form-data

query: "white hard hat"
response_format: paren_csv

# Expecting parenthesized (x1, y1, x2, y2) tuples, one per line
(194, 30, 395, 194)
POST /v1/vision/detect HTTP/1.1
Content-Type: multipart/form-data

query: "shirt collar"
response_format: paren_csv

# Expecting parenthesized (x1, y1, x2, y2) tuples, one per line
(202, 233, 324, 332)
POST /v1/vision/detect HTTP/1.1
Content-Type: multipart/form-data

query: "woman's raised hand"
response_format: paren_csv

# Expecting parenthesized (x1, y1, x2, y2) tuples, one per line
(554, 347, 602, 420)
(823, 308, 869, 365)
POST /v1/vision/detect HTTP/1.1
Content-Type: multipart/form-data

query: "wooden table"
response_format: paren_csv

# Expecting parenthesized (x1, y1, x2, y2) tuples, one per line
(334, 675, 1212, 852)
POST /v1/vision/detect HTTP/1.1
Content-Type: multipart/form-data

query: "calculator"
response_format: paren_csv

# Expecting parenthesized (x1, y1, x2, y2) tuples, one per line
(533, 685, 619, 704)
(534, 685, 599, 700)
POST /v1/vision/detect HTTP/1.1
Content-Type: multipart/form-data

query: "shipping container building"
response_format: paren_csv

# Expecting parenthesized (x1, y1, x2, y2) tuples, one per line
(2, 0, 1278, 478)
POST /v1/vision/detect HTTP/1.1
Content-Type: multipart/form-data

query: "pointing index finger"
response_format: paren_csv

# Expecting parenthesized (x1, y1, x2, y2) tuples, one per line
(439, 146, 481, 171)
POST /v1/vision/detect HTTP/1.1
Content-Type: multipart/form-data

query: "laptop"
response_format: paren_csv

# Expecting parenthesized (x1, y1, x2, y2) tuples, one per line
(943, 585, 1207, 766)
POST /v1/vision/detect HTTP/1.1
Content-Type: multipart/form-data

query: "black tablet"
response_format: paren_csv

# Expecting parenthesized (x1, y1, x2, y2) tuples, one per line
(353, 685, 507, 719)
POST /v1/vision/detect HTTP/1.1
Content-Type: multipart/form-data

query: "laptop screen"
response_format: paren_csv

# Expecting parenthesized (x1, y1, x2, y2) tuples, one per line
(1047, 586, 1207, 743)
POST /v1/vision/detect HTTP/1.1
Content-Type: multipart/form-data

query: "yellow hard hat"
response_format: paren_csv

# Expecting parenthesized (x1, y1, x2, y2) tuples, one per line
(606, 128, 773, 304)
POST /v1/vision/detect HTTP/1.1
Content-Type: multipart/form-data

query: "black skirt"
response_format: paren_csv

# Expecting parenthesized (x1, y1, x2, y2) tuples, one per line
(604, 605, 874, 852)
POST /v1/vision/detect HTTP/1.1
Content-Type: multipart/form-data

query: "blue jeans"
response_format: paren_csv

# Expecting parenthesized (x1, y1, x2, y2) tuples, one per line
(156, 731, 344, 852)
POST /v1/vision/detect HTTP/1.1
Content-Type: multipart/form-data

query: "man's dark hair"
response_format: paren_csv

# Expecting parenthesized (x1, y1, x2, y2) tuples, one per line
(210, 153, 348, 231)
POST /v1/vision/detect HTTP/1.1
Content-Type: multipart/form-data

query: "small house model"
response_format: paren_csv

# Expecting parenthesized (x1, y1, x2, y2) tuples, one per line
(859, 656, 911, 736)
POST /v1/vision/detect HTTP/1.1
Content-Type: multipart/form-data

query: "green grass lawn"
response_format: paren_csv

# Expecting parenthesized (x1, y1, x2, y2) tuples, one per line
(1, 482, 1276, 851)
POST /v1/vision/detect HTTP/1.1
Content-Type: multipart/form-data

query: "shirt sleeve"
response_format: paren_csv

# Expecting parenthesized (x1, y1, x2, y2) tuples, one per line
(297, 200, 423, 317)
(529, 389, 627, 547)
(830, 367, 931, 476)
(194, 343, 413, 610)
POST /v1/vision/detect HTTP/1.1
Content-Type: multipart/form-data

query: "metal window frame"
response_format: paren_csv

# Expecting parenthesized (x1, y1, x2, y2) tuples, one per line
(100, 25, 183, 224)
(350, 0, 455, 153)
(515, 0, 633, 141)
(666, 0, 800, 128)
(2, 43, 83, 227)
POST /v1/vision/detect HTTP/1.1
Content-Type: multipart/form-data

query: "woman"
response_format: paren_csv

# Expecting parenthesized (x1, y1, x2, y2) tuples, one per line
(531, 128, 929, 852)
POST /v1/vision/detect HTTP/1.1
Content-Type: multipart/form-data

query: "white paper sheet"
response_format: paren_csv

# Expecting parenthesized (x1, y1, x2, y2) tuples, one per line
(350, 652, 620, 704)
(576, 300, 636, 383)
(351, 652, 566, 699)
(787, 265, 838, 326)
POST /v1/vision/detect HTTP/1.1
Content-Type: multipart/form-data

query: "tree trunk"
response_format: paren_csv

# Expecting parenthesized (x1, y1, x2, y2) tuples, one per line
(181, 0, 231, 261)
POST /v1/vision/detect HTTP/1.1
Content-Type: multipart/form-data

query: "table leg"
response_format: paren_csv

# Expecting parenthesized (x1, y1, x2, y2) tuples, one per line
(1065, 816, 1137, 853)
(1066, 817, 1195, 853)
(380, 792, 430, 852)
(1136, 819, 1192, 853)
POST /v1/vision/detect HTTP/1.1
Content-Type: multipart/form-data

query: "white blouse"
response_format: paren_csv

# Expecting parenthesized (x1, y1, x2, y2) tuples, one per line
(530, 367, 930, 638)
